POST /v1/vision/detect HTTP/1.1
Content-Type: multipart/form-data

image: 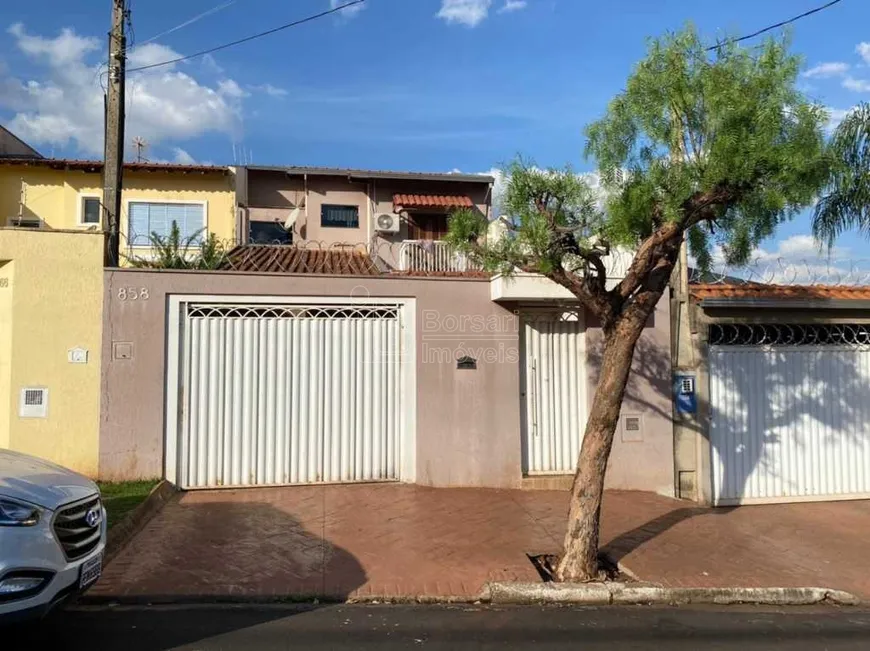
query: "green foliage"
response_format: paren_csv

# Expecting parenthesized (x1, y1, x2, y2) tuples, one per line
(813, 103, 870, 248)
(450, 25, 830, 281)
(445, 159, 605, 276)
(585, 25, 828, 268)
(129, 221, 227, 270)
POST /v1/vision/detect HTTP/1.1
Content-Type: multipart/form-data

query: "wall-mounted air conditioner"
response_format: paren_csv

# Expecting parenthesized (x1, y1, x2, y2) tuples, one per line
(375, 212, 400, 233)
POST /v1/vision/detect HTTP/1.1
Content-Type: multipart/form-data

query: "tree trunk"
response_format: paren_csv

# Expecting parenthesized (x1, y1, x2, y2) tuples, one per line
(555, 309, 653, 582)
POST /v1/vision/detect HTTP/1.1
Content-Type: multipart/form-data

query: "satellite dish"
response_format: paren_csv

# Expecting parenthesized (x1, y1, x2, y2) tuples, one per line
(284, 207, 301, 230)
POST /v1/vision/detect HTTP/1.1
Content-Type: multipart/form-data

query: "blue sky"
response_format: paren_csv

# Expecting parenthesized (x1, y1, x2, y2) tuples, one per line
(2, 0, 870, 269)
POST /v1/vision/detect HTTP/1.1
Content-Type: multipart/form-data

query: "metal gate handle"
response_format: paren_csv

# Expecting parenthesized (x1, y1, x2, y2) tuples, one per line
(530, 358, 538, 437)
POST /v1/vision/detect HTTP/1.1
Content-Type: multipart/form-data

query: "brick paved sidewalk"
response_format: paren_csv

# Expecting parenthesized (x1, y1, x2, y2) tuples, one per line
(89, 485, 870, 601)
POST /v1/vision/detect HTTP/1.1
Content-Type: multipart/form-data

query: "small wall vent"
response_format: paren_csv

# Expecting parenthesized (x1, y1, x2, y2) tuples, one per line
(19, 387, 49, 418)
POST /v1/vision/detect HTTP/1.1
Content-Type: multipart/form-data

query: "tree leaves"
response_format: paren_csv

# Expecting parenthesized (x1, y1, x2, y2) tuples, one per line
(813, 103, 870, 248)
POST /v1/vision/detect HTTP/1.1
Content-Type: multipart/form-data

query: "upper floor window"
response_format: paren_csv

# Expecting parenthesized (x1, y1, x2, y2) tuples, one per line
(128, 201, 206, 247)
(321, 204, 359, 229)
(80, 196, 102, 226)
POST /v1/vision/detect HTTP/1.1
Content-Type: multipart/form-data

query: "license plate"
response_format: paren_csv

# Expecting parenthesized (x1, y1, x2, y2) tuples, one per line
(79, 553, 102, 589)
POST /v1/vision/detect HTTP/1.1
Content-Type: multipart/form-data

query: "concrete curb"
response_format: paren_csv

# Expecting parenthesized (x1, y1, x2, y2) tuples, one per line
(104, 480, 178, 565)
(486, 582, 863, 606)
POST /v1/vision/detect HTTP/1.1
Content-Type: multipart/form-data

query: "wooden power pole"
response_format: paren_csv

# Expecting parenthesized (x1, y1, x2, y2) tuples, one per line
(103, 0, 126, 266)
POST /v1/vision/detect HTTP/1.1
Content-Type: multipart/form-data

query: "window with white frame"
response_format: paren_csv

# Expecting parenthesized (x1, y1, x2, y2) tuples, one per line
(80, 196, 101, 225)
(128, 201, 206, 247)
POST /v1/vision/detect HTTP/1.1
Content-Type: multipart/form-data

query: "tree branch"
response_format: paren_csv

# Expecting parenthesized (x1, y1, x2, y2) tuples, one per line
(611, 181, 746, 302)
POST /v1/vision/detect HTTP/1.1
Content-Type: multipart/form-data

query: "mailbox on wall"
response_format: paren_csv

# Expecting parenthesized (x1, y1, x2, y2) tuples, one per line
(674, 374, 696, 414)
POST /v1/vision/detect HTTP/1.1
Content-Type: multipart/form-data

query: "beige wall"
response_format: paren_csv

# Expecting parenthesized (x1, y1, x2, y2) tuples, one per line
(0, 229, 104, 475)
(99, 269, 673, 493)
(246, 172, 369, 246)
(586, 299, 675, 495)
(99, 270, 522, 485)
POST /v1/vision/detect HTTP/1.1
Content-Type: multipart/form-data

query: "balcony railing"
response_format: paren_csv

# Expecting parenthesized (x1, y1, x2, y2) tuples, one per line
(398, 240, 481, 273)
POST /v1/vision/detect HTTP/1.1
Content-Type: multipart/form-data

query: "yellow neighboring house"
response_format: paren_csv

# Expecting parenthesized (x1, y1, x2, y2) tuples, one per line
(0, 157, 236, 476)
(0, 158, 237, 255)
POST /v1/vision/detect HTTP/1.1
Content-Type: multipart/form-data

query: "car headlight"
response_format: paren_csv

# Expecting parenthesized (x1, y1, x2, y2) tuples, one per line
(0, 497, 41, 526)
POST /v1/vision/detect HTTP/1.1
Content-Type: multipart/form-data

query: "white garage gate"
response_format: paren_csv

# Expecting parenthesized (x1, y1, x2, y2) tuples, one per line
(165, 298, 414, 489)
(709, 323, 870, 505)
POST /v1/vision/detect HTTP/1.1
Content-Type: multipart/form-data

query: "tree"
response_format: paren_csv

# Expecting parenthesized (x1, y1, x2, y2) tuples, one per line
(129, 221, 227, 270)
(813, 102, 870, 246)
(447, 26, 830, 581)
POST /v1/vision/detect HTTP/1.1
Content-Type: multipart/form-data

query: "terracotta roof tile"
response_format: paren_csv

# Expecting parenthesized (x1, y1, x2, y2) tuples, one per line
(223, 245, 380, 275)
(690, 283, 870, 301)
(393, 194, 475, 210)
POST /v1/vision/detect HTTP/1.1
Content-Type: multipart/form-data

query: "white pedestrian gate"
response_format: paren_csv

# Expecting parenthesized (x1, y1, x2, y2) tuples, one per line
(177, 302, 404, 488)
(709, 323, 870, 505)
(521, 312, 587, 475)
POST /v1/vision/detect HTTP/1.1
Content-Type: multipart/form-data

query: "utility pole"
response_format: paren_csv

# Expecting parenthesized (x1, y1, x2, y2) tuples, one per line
(103, 0, 126, 266)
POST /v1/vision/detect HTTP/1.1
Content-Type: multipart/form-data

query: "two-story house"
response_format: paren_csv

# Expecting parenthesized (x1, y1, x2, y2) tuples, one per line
(234, 165, 493, 273)
(0, 157, 236, 257)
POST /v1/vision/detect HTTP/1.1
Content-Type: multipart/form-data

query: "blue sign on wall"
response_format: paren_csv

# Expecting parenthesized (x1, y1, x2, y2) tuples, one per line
(674, 374, 697, 414)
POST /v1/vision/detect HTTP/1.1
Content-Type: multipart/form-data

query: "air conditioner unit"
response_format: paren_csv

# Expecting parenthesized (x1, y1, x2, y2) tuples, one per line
(375, 212, 401, 233)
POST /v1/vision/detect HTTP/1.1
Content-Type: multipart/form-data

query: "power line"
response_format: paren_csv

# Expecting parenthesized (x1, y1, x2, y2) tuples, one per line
(129, 0, 238, 53)
(706, 0, 844, 51)
(127, 0, 366, 73)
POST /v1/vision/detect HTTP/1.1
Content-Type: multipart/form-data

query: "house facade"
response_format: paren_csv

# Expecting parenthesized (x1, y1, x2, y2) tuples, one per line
(0, 154, 678, 495)
(0, 158, 236, 259)
(0, 157, 237, 476)
(96, 165, 675, 494)
(236, 165, 492, 273)
(98, 267, 674, 494)
(674, 283, 870, 506)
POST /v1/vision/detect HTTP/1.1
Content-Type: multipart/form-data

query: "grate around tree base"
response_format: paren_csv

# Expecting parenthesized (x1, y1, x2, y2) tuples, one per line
(527, 553, 626, 583)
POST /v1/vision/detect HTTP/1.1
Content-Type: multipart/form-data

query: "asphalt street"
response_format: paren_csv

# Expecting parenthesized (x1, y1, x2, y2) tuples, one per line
(5, 603, 870, 650)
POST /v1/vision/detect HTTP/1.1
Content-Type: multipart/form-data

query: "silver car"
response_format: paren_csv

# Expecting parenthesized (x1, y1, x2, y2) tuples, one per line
(0, 449, 106, 623)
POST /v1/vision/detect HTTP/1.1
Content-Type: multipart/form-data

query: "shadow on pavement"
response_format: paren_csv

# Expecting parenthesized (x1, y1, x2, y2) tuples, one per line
(86, 499, 368, 602)
(602, 505, 735, 564)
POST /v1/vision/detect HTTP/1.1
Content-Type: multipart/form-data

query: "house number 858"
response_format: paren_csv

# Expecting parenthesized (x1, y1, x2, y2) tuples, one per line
(118, 287, 150, 301)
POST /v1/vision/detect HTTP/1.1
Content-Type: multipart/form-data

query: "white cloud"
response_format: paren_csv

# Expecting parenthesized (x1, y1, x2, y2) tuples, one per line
(251, 83, 288, 97)
(217, 78, 248, 99)
(825, 105, 856, 131)
(330, 0, 365, 18)
(127, 43, 179, 70)
(8, 22, 98, 65)
(437, 0, 492, 27)
(857, 42, 870, 65)
(843, 76, 870, 92)
(171, 147, 196, 165)
(802, 61, 848, 78)
(498, 0, 527, 13)
(1, 23, 245, 157)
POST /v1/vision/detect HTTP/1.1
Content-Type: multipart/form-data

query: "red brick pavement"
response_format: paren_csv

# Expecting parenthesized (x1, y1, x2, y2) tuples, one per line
(89, 485, 870, 601)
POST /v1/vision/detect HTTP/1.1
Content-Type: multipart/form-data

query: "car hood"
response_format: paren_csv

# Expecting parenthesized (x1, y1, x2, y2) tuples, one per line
(0, 449, 99, 510)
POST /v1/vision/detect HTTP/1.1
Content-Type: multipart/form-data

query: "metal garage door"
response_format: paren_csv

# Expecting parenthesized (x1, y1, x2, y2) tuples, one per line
(178, 303, 403, 488)
(709, 324, 870, 505)
(521, 311, 587, 475)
